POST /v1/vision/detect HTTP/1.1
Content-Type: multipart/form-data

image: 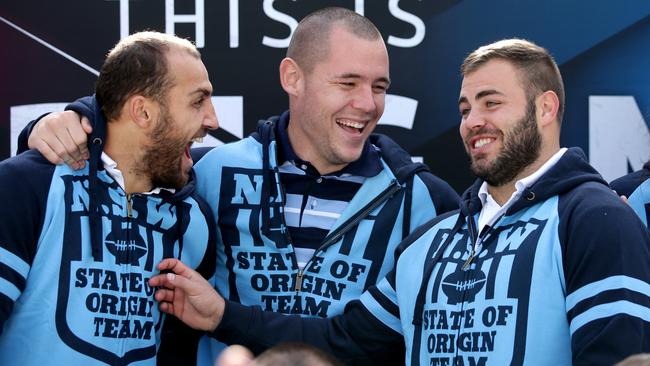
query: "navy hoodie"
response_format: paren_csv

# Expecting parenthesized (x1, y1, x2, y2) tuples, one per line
(0, 97, 216, 365)
(210, 148, 650, 366)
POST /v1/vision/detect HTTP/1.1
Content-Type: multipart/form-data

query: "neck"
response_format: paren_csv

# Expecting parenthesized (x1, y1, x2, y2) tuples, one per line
(286, 117, 347, 175)
(486, 182, 516, 207)
(104, 122, 153, 194)
(487, 144, 561, 206)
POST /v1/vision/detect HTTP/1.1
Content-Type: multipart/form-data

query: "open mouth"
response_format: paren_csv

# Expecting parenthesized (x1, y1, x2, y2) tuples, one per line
(336, 118, 366, 134)
(184, 137, 203, 159)
(473, 137, 494, 149)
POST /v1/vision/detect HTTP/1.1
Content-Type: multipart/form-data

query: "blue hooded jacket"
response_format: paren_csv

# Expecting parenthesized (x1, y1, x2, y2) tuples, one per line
(210, 148, 650, 366)
(0, 97, 217, 365)
(191, 110, 460, 364)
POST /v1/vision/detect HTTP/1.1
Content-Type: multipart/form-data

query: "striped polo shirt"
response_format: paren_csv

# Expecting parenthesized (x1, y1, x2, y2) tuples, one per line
(275, 117, 383, 268)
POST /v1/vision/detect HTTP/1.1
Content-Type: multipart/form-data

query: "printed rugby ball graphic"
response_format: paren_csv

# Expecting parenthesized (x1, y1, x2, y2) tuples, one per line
(105, 230, 147, 266)
(441, 269, 487, 305)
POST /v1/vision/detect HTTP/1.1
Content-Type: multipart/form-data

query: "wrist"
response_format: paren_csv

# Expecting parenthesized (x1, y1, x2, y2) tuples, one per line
(209, 294, 226, 332)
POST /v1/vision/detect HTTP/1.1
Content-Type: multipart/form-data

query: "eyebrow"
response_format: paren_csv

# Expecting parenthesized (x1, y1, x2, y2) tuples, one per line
(190, 87, 212, 98)
(458, 89, 504, 105)
(335, 73, 391, 86)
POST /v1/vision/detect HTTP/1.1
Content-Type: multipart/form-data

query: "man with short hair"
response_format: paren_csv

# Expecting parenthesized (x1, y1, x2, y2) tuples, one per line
(148, 39, 650, 365)
(0, 31, 218, 364)
(19, 7, 460, 365)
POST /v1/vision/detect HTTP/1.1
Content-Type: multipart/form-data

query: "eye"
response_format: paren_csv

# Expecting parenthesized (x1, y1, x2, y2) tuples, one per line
(459, 104, 470, 118)
(372, 84, 388, 93)
(485, 100, 500, 108)
(193, 97, 205, 108)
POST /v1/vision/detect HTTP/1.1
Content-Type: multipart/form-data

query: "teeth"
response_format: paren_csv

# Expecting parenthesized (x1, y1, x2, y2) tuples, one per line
(191, 137, 203, 143)
(336, 119, 365, 129)
(474, 138, 492, 149)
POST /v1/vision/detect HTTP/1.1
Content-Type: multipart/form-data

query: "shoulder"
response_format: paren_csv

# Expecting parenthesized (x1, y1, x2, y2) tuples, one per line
(560, 180, 628, 213)
(396, 209, 461, 256)
(194, 137, 262, 170)
(557, 181, 649, 250)
(610, 168, 650, 197)
(559, 181, 634, 223)
(0, 150, 56, 189)
(413, 171, 460, 202)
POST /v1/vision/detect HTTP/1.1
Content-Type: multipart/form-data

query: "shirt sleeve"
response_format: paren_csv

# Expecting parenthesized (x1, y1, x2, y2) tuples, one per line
(212, 296, 405, 365)
(560, 184, 650, 365)
(0, 151, 53, 333)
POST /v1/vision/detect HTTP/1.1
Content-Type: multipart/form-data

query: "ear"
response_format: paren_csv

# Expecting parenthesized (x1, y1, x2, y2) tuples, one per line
(126, 95, 157, 129)
(536, 90, 560, 127)
(279, 57, 303, 97)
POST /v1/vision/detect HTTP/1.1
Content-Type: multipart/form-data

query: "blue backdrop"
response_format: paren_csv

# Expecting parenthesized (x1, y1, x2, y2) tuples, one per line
(2, 0, 649, 192)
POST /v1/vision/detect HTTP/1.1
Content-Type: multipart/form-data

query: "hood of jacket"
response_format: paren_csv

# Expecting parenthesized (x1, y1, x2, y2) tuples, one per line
(252, 110, 430, 183)
(458, 147, 608, 220)
(65, 95, 199, 260)
(410, 147, 608, 329)
(250, 110, 432, 237)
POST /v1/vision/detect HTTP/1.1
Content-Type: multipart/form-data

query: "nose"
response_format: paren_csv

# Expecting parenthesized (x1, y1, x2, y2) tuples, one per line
(204, 98, 219, 130)
(351, 85, 377, 114)
(462, 109, 485, 131)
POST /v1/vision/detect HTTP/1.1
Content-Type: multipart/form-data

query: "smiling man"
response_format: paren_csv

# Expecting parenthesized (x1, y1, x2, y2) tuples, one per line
(148, 39, 650, 366)
(189, 8, 458, 364)
(0, 32, 218, 365)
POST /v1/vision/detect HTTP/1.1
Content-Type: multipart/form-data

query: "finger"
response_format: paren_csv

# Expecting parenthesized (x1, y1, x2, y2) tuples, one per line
(27, 122, 63, 164)
(148, 273, 176, 288)
(42, 136, 73, 166)
(81, 116, 94, 134)
(30, 139, 64, 165)
(156, 258, 181, 271)
(148, 274, 166, 288)
(50, 113, 87, 163)
(154, 288, 176, 303)
(70, 116, 91, 161)
(55, 127, 84, 163)
(157, 258, 196, 278)
(160, 271, 204, 296)
(159, 301, 175, 315)
(29, 113, 77, 166)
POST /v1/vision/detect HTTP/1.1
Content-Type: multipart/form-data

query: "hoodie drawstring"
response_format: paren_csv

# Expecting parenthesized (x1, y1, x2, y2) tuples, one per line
(89, 136, 104, 261)
(260, 120, 273, 237)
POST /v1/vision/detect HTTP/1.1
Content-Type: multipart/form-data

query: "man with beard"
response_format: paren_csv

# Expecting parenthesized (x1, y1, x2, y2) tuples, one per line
(0, 31, 218, 365)
(147, 39, 650, 365)
(16, 7, 460, 365)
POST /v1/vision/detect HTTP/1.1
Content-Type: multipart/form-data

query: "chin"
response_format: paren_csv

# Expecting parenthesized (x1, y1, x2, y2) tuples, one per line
(341, 147, 364, 164)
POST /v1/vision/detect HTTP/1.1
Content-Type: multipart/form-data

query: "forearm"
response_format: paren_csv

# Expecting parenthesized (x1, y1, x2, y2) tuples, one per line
(211, 300, 405, 364)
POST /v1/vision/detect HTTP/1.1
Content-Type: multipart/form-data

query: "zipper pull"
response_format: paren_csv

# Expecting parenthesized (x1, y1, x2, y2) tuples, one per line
(462, 235, 484, 271)
(126, 194, 133, 218)
(461, 250, 476, 271)
(294, 269, 304, 292)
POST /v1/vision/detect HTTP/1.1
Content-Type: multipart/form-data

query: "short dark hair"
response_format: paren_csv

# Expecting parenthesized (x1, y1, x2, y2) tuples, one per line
(461, 39, 565, 124)
(286, 7, 381, 74)
(253, 342, 342, 366)
(95, 31, 200, 121)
